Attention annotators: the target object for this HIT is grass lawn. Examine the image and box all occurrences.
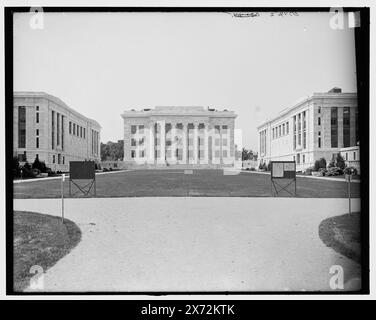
[13,211,81,292]
[319,212,361,263]
[13,169,361,199]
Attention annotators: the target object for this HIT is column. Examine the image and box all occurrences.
[219,125,223,165]
[148,121,155,164]
[193,122,198,164]
[183,123,188,164]
[160,120,166,164]
[204,122,209,164]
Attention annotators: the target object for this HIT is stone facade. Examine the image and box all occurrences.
[121,106,237,168]
[257,88,358,171]
[13,92,101,172]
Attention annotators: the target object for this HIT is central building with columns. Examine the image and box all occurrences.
[121,106,237,168]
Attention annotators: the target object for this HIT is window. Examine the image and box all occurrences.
[73,123,76,135]
[80,127,83,138]
[222,125,228,134]
[131,125,137,134]
[318,137,321,148]
[139,125,144,134]
[63,156,65,164]
[61,116,64,150]
[131,150,136,158]
[165,123,171,134]
[18,106,26,148]
[52,155,55,163]
[282,124,285,135]
[302,155,305,163]
[222,139,228,146]
[77,125,80,137]
[353,152,356,160]
[166,150,171,158]
[58,154,61,165]
[331,107,338,148]
[199,149,205,159]
[223,150,228,158]
[215,125,220,134]
[139,150,145,158]
[345,153,348,161]
[36,137,39,148]
[51,110,55,149]
[215,138,220,146]
[36,112,39,123]
[279,126,281,137]
[215,150,220,158]
[177,148,183,160]
[318,106,321,114]
[57,113,60,145]
[165,140,172,146]
[139,138,144,145]
[297,154,300,164]
[318,117,321,126]
[69,122,72,134]
[286,122,289,134]
[83,128,86,139]
[343,107,350,147]
[36,106,39,111]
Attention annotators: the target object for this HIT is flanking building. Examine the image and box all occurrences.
[13,92,101,172]
[121,106,237,168]
[257,88,358,171]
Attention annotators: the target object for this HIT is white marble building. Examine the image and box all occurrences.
[257,88,358,171]
[121,106,237,168]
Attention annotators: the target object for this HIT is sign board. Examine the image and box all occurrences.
[70,161,95,180]
[271,161,296,179]
[69,161,96,196]
[270,161,296,196]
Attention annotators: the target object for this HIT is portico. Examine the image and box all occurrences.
[121,106,237,167]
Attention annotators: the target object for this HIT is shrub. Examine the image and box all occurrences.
[344,166,357,176]
[314,158,326,171]
[20,162,33,178]
[32,157,47,173]
[327,159,335,168]
[335,154,346,170]
[319,168,327,176]
[326,167,343,176]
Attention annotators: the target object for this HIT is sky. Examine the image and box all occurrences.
[13,11,357,150]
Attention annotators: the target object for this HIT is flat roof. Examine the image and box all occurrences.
[257,91,357,129]
[121,106,237,118]
[14,91,101,128]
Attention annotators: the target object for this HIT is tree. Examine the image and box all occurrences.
[101,140,124,161]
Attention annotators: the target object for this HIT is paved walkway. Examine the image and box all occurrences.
[14,197,361,292]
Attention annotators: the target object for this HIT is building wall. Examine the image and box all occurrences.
[121,107,237,168]
[257,89,358,171]
[13,92,101,172]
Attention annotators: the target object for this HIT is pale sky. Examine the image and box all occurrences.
[13,11,357,150]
